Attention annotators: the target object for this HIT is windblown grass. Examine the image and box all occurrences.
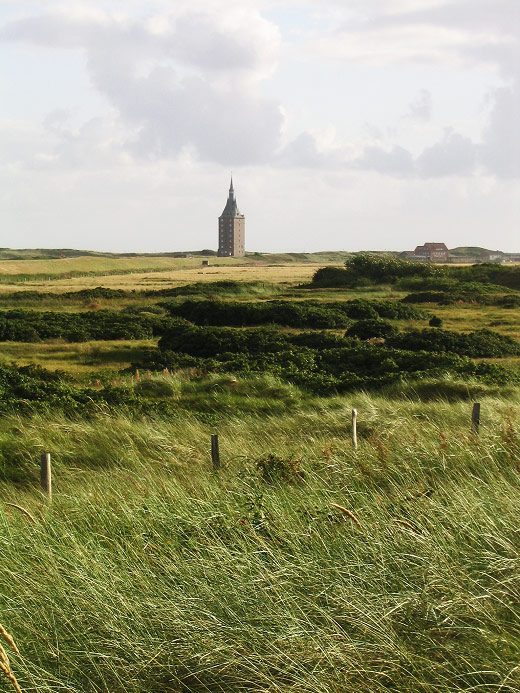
[0,622,22,692]
[1,393,520,691]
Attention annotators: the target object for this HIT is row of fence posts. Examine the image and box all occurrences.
[38,402,482,497]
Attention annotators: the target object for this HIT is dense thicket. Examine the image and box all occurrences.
[0,363,139,418]
[387,328,520,358]
[345,319,398,339]
[0,298,424,343]
[149,322,517,394]
[0,362,205,420]
[0,309,170,342]
[312,253,520,290]
[160,298,425,328]
[161,300,350,328]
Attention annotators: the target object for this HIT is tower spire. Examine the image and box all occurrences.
[218,176,245,257]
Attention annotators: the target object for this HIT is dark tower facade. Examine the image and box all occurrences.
[218,177,245,257]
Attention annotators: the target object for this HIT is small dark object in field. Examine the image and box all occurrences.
[256,454,304,482]
[429,316,443,328]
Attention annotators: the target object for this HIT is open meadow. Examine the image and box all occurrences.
[1,253,520,692]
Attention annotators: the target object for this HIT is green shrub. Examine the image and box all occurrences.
[340,299,378,320]
[310,266,352,287]
[388,328,520,358]
[160,299,350,329]
[0,309,169,342]
[346,319,398,340]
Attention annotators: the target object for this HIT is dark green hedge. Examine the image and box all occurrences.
[159,298,425,328]
[0,309,172,342]
[147,322,519,395]
[387,328,520,358]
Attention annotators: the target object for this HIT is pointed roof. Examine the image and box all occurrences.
[220,176,244,218]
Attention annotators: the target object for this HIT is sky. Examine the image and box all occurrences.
[0,0,519,253]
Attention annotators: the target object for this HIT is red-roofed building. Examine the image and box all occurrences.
[412,243,449,262]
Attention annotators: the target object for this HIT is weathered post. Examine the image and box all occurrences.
[352,409,358,450]
[40,453,52,501]
[471,402,481,435]
[211,434,220,470]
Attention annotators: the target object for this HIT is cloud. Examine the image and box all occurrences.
[416,129,476,177]
[407,89,432,121]
[276,132,344,168]
[0,7,284,165]
[305,0,519,71]
[1,1,518,179]
[354,145,415,176]
[480,83,520,178]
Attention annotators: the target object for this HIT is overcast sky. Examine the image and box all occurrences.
[1,0,519,253]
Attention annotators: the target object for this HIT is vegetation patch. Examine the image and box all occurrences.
[311,253,520,290]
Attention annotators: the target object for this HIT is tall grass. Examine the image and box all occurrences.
[1,393,520,691]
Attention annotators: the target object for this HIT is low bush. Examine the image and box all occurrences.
[147,323,519,395]
[160,299,350,329]
[0,309,172,342]
[311,266,352,287]
[387,328,520,358]
[160,298,425,328]
[311,254,442,287]
[346,319,398,340]
[312,254,520,292]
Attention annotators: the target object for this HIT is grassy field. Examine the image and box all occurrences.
[0,339,155,374]
[0,263,327,293]
[1,389,520,691]
[0,254,520,692]
[0,252,354,291]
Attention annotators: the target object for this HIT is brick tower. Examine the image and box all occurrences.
[218,177,245,257]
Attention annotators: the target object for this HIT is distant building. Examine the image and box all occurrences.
[218,177,245,257]
[485,251,505,263]
[413,243,450,262]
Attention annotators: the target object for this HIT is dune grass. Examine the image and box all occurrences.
[0,340,156,374]
[0,263,519,690]
[1,391,520,691]
[0,263,328,294]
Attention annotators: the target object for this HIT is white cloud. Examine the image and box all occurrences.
[0,0,518,254]
[305,0,518,71]
[1,6,284,165]
[407,89,432,121]
[416,129,476,177]
[355,145,415,176]
[480,83,520,178]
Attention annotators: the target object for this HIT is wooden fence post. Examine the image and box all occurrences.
[40,453,52,501]
[471,402,481,435]
[352,409,358,450]
[211,435,220,470]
